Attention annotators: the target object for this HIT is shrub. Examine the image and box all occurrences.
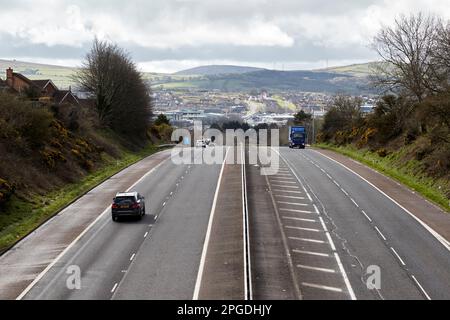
[0,93,53,148]
[0,178,15,206]
[377,148,389,158]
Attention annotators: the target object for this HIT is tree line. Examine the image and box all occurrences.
[320,13,450,163]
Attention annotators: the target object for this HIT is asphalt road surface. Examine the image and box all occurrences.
[251,147,450,300]
[1,146,449,300]
[19,147,224,300]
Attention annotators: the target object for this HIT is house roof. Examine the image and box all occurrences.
[11,73,58,91]
[31,80,54,90]
[53,90,79,105]
[12,72,35,86]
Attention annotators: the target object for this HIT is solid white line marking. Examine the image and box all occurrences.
[193,147,230,300]
[341,189,349,196]
[282,216,317,223]
[111,283,118,293]
[289,237,326,244]
[298,265,336,273]
[319,217,329,232]
[241,144,252,300]
[334,253,357,300]
[313,150,450,252]
[313,205,320,214]
[286,226,321,232]
[326,232,337,251]
[293,250,331,257]
[275,195,305,200]
[278,201,309,207]
[412,275,431,300]
[302,283,343,293]
[130,253,136,261]
[280,208,315,214]
[375,227,387,241]
[390,247,406,266]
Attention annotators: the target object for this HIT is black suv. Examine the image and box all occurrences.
[112,192,146,221]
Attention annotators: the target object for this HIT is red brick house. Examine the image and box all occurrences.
[4,68,79,105]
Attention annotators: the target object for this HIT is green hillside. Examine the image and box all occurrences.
[175,65,265,76]
[319,62,383,77]
[0,59,77,89]
[1,59,375,94]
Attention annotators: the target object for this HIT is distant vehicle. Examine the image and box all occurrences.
[196,140,207,148]
[289,126,306,149]
[112,192,146,221]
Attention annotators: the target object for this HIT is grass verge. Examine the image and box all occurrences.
[0,144,166,253]
[315,143,450,213]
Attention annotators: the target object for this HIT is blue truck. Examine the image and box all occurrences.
[289,126,307,149]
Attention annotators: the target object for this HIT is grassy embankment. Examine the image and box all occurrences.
[0,144,165,253]
[315,143,450,212]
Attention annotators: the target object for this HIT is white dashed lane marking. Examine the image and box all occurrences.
[286,226,322,233]
[275,195,306,200]
[289,237,326,244]
[375,227,387,241]
[273,190,303,194]
[111,283,118,293]
[269,151,358,300]
[302,282,343,293]
[301,153,424,298]
[298,265,337,274]
[282,216,317,223]
[293,250,332,257]
[272,185,300,189]
[280,208,316,214]
[277,201,309,207]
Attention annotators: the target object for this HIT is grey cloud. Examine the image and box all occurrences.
[0,0,445,71]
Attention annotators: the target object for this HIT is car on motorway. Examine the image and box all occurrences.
[112,192,146,221]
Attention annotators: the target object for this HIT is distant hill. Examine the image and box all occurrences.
[155,69,374,94]
[0,59,376,94]
[174,65,265,76]
[318,62,380,77]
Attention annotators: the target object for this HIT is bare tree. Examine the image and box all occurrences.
[371,13,441,102]
[432,22,450,89]
[75,39,153,141]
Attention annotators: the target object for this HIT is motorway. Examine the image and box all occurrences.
[0,146,449,300]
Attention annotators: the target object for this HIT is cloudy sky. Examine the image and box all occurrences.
[1,0,450,73]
